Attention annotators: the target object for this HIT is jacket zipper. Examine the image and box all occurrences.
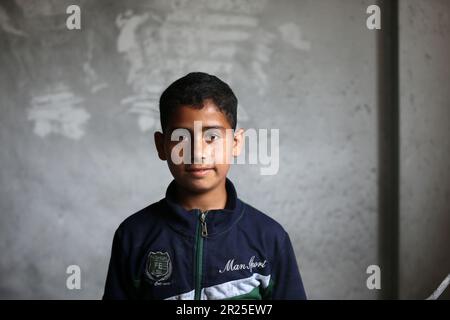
[194,209,208,300]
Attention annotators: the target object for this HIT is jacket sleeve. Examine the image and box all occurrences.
[102,228,136,299]
[268,232,307,300]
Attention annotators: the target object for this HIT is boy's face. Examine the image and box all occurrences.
[155,99,244,194]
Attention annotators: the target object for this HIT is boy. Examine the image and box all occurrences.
[103,72,307,300]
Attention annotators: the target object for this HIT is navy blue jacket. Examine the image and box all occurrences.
[103,178,307,300]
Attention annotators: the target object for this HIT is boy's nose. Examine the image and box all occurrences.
[191,136,206,164]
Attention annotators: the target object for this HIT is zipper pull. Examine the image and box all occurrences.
[200,210,208,238]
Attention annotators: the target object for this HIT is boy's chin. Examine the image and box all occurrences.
[178,177,222,194]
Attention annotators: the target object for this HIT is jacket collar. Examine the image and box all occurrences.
[162,178,244,238]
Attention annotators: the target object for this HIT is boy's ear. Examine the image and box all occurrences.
[232,128,245,158]
[154,131,167,161]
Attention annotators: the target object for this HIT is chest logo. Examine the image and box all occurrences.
[219,256,267,274]
[145,251,172,284]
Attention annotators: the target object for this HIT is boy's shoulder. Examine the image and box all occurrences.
[239,199,289,239]
[114,200,164,238]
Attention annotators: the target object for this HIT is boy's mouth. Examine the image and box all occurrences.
[185,166,215,177]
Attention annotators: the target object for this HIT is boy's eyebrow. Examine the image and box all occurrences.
[202,126,228,130]
[168,125,229,132]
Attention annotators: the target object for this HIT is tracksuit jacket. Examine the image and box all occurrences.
[103,178,307,300]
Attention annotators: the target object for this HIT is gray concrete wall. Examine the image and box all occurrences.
[399,0,450,300]
[0,0,447,300]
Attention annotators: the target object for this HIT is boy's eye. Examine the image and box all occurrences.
[173,134,189,142]
[170,128,191,143]
[205,133,220,142]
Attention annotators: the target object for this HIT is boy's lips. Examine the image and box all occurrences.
[185,166,215,177]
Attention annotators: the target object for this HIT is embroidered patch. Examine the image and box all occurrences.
[145,251,172,284]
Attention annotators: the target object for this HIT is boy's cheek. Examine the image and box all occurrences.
[211,143,234,165]
[214,164,231,177]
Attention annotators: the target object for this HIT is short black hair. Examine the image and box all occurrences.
[159,72,238,132]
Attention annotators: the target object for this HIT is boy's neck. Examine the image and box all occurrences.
[175,179,227,212]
